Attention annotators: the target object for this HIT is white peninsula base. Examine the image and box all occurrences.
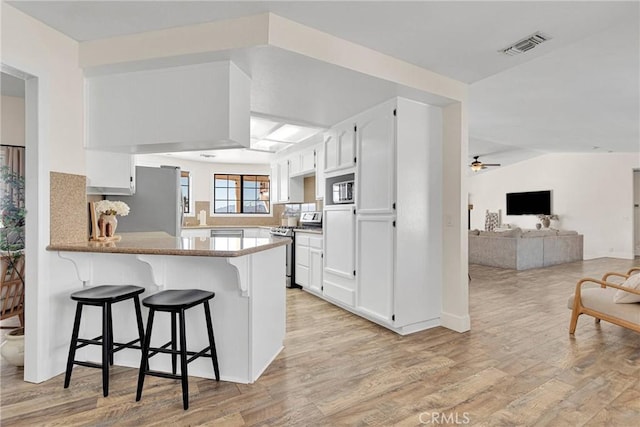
[56,244,286,384]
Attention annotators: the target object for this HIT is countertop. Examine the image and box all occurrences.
[182,225,275,229]
[46,232,291,257]
[294,228,323,235]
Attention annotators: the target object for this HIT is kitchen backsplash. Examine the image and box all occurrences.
[183,200,322,227]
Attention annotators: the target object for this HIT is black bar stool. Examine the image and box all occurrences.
[136,289,220,410]
[64,285,146,397]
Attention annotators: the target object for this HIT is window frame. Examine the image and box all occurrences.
[180,170,194,216]
[211,173,272,216]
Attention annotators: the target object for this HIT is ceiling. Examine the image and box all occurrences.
[6,1,640,169]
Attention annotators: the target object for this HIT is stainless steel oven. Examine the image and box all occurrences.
[269,226,295,288]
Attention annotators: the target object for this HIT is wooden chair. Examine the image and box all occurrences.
[568,267,640,334]
[1,253,25,328]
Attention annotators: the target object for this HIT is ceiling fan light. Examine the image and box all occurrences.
[471,163,482,172]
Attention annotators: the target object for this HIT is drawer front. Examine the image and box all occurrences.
[309,236,323,249]
[296,235,310,246]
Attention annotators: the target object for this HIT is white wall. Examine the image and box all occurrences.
[135,154,271,203]
[1,95,25,146]
[2,3,85,382]
[469,153,640,259]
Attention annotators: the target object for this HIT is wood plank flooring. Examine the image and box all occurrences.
[2,257,639,426]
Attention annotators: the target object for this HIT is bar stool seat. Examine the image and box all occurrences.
[64,285,146,397]
[136,289,220,410]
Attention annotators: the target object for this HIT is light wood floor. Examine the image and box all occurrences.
[2,257,639,426]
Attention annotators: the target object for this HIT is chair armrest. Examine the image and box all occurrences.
[627,267,640,275]
[601,271,629,282]
[575,277,640,297]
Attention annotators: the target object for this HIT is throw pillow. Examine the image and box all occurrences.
[613,273,640,303]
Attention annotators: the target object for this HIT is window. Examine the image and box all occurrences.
[180,171,191,214]
[213,174,270,214]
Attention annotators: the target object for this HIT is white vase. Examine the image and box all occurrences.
[1,327,24,367]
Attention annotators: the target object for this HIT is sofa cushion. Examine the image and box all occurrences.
[568,287,640,324]
[613,273,640,304]
[468,229,480,236]
[495,227,521,237]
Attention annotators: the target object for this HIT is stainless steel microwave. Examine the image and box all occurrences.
[332,180,354,204]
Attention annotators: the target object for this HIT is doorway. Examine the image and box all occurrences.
[634,170,640,257]
[1,65,38,380]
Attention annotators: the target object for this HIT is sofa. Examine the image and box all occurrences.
[469,228,583,270]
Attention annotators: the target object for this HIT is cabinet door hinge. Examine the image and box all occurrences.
[130,176,134,183]
[392,202,396,210]
[321,286,324,291]
[353,209,356,215]
[393,220,396,227]
[354,157,357,164]
[354,125,357,132]
[392,314,395,321]
[353,270,356,277]
[393,109,397,117]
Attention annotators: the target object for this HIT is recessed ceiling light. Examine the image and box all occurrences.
[266,124,320,143]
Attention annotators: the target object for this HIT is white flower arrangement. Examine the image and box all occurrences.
[95,200,130,216]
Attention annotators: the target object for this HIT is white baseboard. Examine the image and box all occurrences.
[440,311,471,333]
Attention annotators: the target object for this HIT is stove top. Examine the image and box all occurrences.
[269,226,295,237]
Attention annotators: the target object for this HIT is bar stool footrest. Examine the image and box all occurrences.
[145,369,182,381]
[74,360,103,369]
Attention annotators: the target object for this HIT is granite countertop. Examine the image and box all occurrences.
[46,232,291,257]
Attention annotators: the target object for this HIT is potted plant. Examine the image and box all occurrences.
[0,165,26,366]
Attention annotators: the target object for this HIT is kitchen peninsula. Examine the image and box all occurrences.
[47,232,290,384]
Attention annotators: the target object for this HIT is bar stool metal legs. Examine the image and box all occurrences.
[63,285,145,397]
[135,289,219,410]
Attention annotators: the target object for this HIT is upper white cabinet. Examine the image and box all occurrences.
[315,143,325,200]
[324,121,356,174]
[86,150,135,195]
[356,104,396,215]
[273,157,303,204]
[289,145,317,178]
[85,61,250,153]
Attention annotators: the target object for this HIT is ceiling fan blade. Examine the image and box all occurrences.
[483,163,501,166]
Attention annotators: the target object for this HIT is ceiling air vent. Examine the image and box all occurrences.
[500,32,551,56]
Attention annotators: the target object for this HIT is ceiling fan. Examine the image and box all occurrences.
[470,156,501,172]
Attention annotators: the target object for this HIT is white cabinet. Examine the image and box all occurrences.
[86,150,135,195]
[309,247,323,293]
[318,97,443,334]
[300,149,316,174]
[356,105,396,215]
[295,232,323,290]
[323,205,356,306]
[315,144,325,200]
[273,158,304,204]
[324,121,356,173]
[356,216,395,322]
[85,62,250,152]
[289,146,317,177]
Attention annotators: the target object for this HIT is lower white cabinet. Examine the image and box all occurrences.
[295,232,323,290]
[323,205,356,306]
[356,216,395,322]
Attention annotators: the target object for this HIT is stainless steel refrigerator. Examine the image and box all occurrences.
[107,166,182,236]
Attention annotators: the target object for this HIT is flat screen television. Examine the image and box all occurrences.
[506,190,551,215]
